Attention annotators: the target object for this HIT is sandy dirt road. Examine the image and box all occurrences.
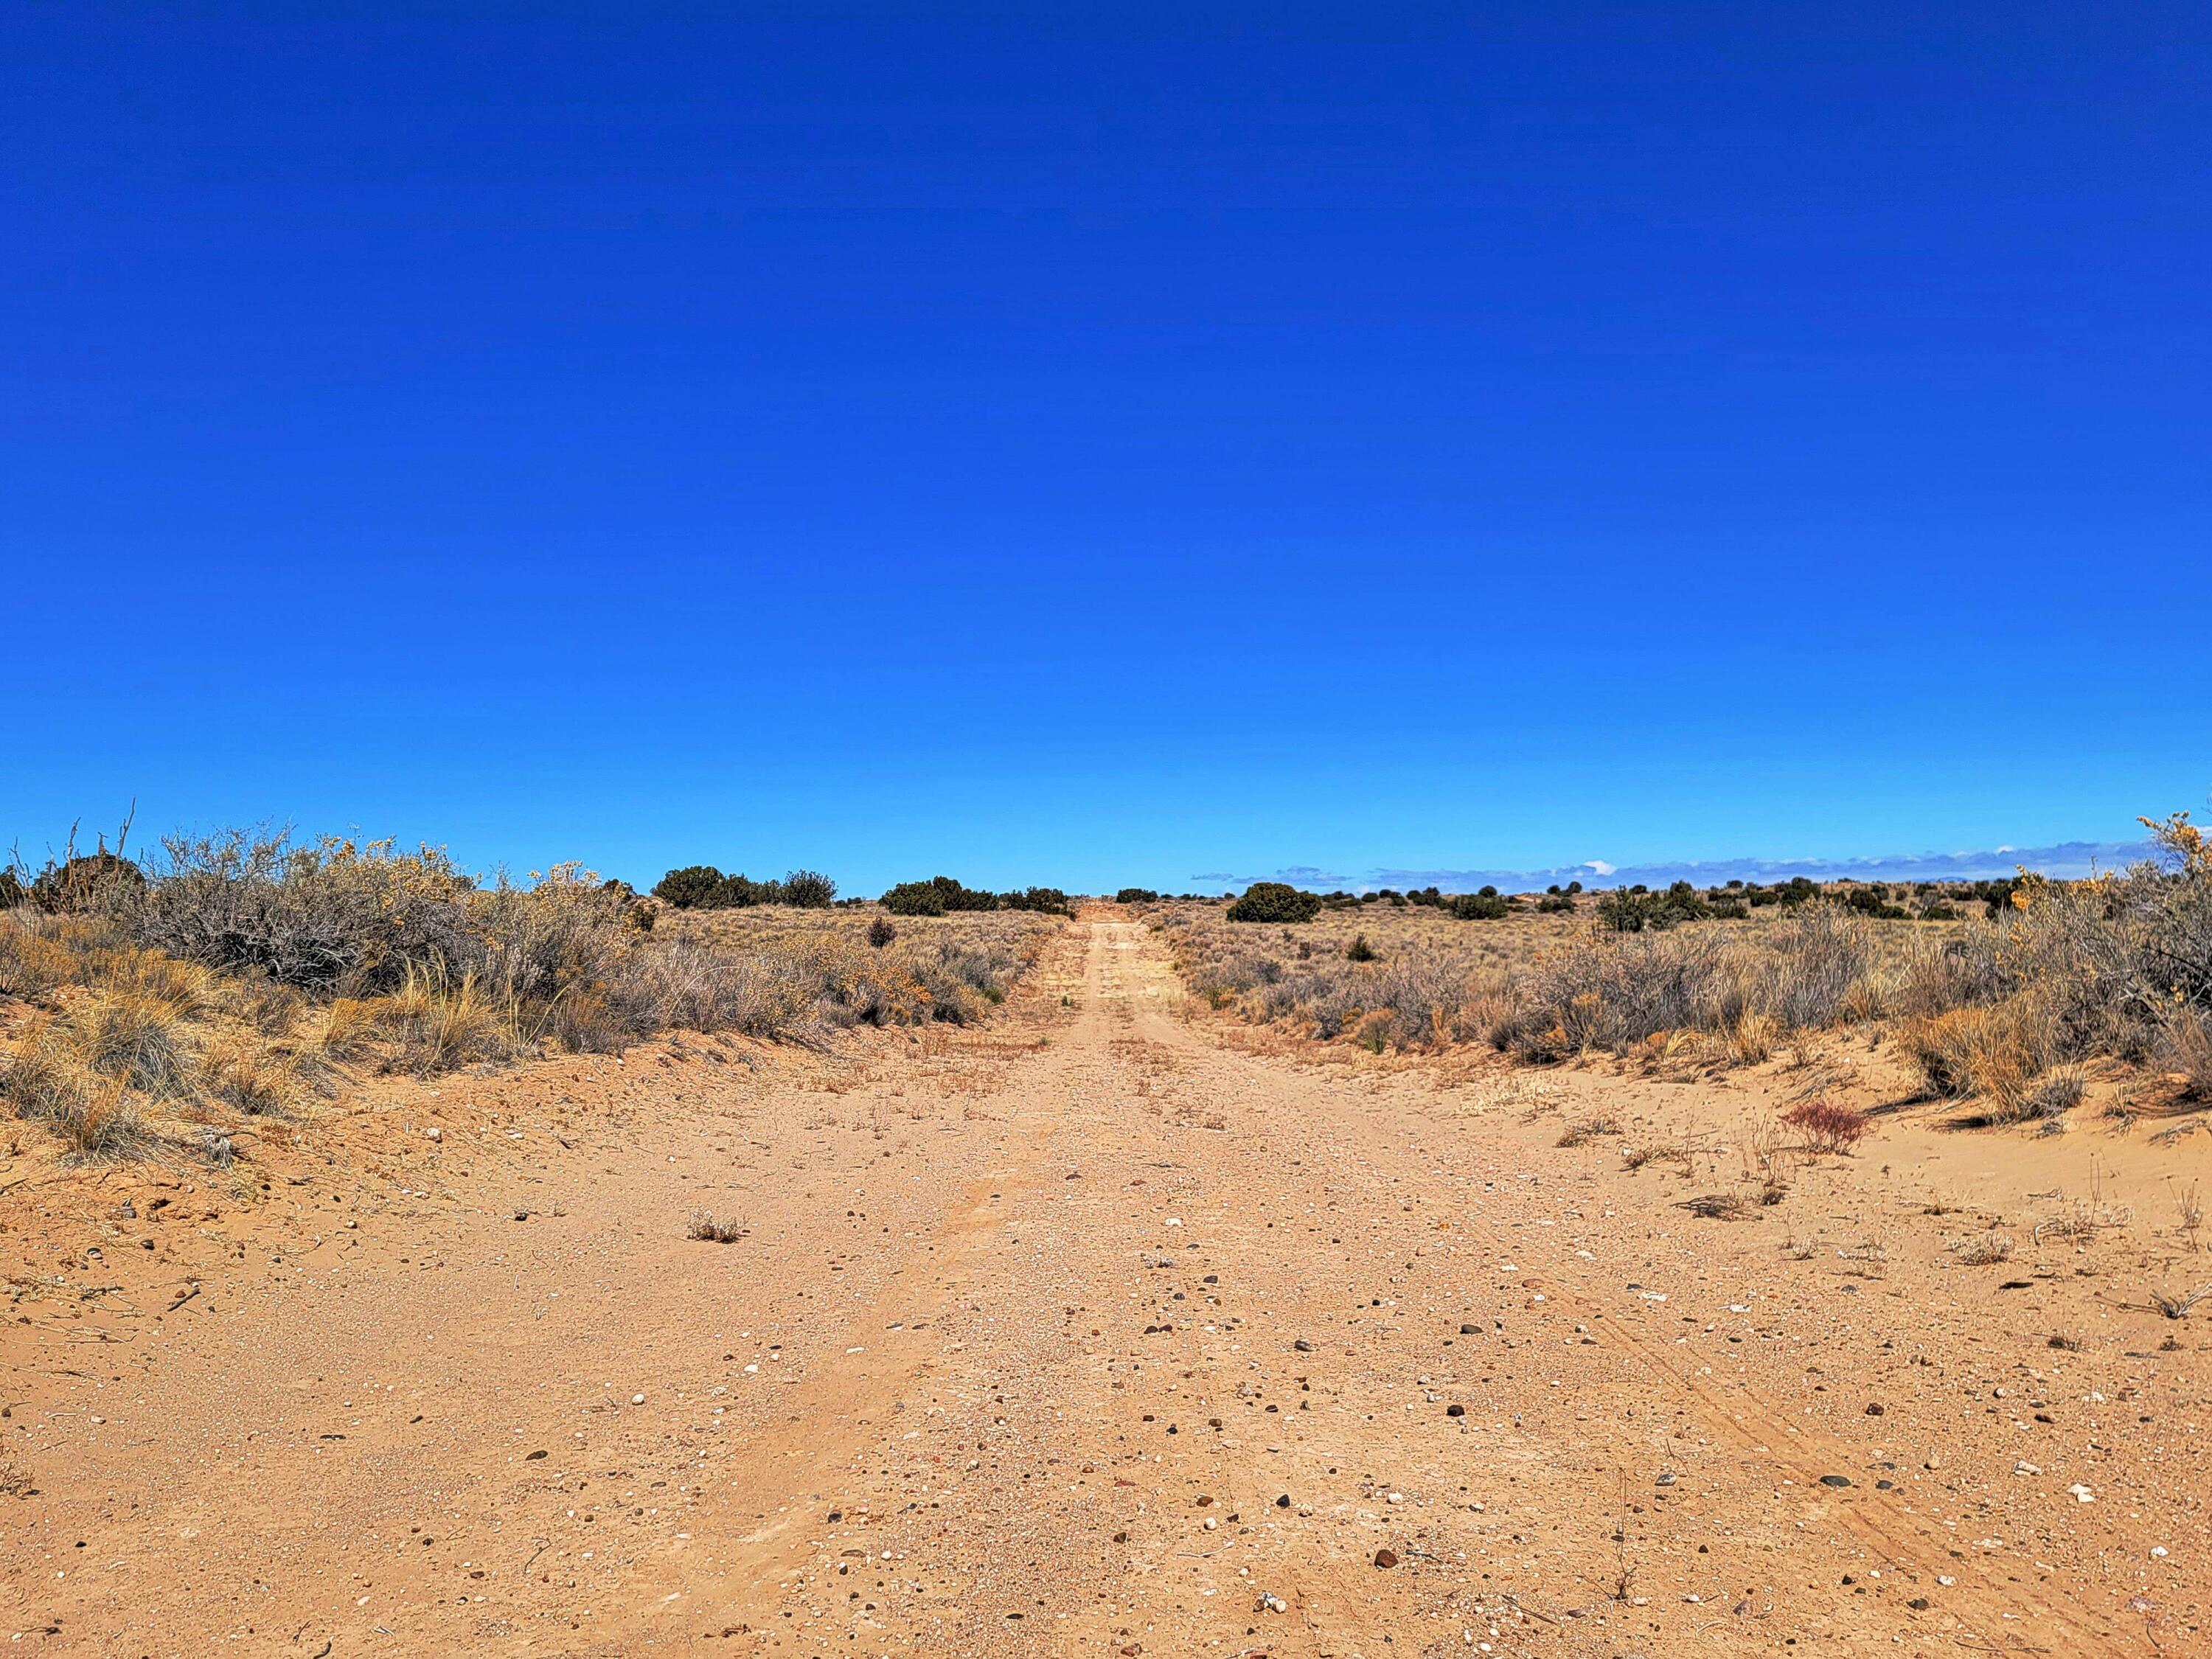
[4,917,2205,1655]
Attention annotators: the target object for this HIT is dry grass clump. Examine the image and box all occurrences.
[1,1025,150,1160]
[685,1210,745,1243]
[1556,1115,1621,1148]
[1949,1232,2016,1266]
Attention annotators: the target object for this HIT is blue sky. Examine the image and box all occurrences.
[7,3,2208,895]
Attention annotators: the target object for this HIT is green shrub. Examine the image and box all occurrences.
[1535,893,1576,914]
[867,916,897,947]
[1450,893,1511,920]
[1116,888,1161,905]
[1843,887,1910,920]
[928,876,999,912]
[1226,882,1322,924]
[1345,932,1379,962]
[880,881,949,917]
[712,873,781,908]
[0,870,22,910]
[999,887,1072,916]
[781,869,838,908]
[653,866,725,909]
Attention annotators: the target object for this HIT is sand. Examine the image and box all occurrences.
[3,915,2206,1655]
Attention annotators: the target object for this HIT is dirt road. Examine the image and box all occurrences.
[4,917,2203,1654]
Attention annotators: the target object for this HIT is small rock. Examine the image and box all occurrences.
[1865,1402,1885,1416]
[1819,1475,1851,1488]
[1907,1596,1930,1611]
[1294,1339,1314,1352]
[1655,1471,1677,1486]
[1372,1548,1398,1568]
[631,1393,647,1405]
[1276,1494,1292,1508]
[1446,1404,1465,1418]
[425,1127,442,1142]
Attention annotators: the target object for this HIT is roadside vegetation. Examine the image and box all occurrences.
[1155,808,2212,1126]
[1,828,1057,1162]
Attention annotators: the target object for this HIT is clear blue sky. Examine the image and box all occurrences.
[8,3,2208,894]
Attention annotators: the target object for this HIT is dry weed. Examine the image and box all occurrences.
[685,1210,744,1243]
[1949,1233,2017,1267]
[2149,1282,2211,1319]
[1557,1115,1620,1148]
[1679,1192,1749,1220]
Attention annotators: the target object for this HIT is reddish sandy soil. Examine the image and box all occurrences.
[3,915,2208,1655]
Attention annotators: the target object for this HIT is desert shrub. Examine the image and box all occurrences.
[1756,904,1876,1029]
[780,869,837,908]
[935,877,1001,911]
[882,877,1003,915]
[1227,883,1321,924]
[0,870,22,910]
[1844,886,1911,920]
[1116,888,1161,905]
[1503,929,1741,1060]
[712,873,783,908]
[1345,933,1379,963]
[2157,1007,2212,1100]
[1599,881,1712,932]
[867,916,897,948]
[126,831,480,994]
[1781,1099,1869,1154]
[880,880,949,917]
[1449,893,1512,920]
[31,850,145,913]
[1534,893,1576,914]
[1894,925,2009,1018]
[653,866,835,909]
[998,887,1073,915]
[653,866,726,909]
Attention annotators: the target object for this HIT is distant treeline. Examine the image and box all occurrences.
[1208,874,2029,929]
[651,866,838,910]
[880,876,1071,917]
